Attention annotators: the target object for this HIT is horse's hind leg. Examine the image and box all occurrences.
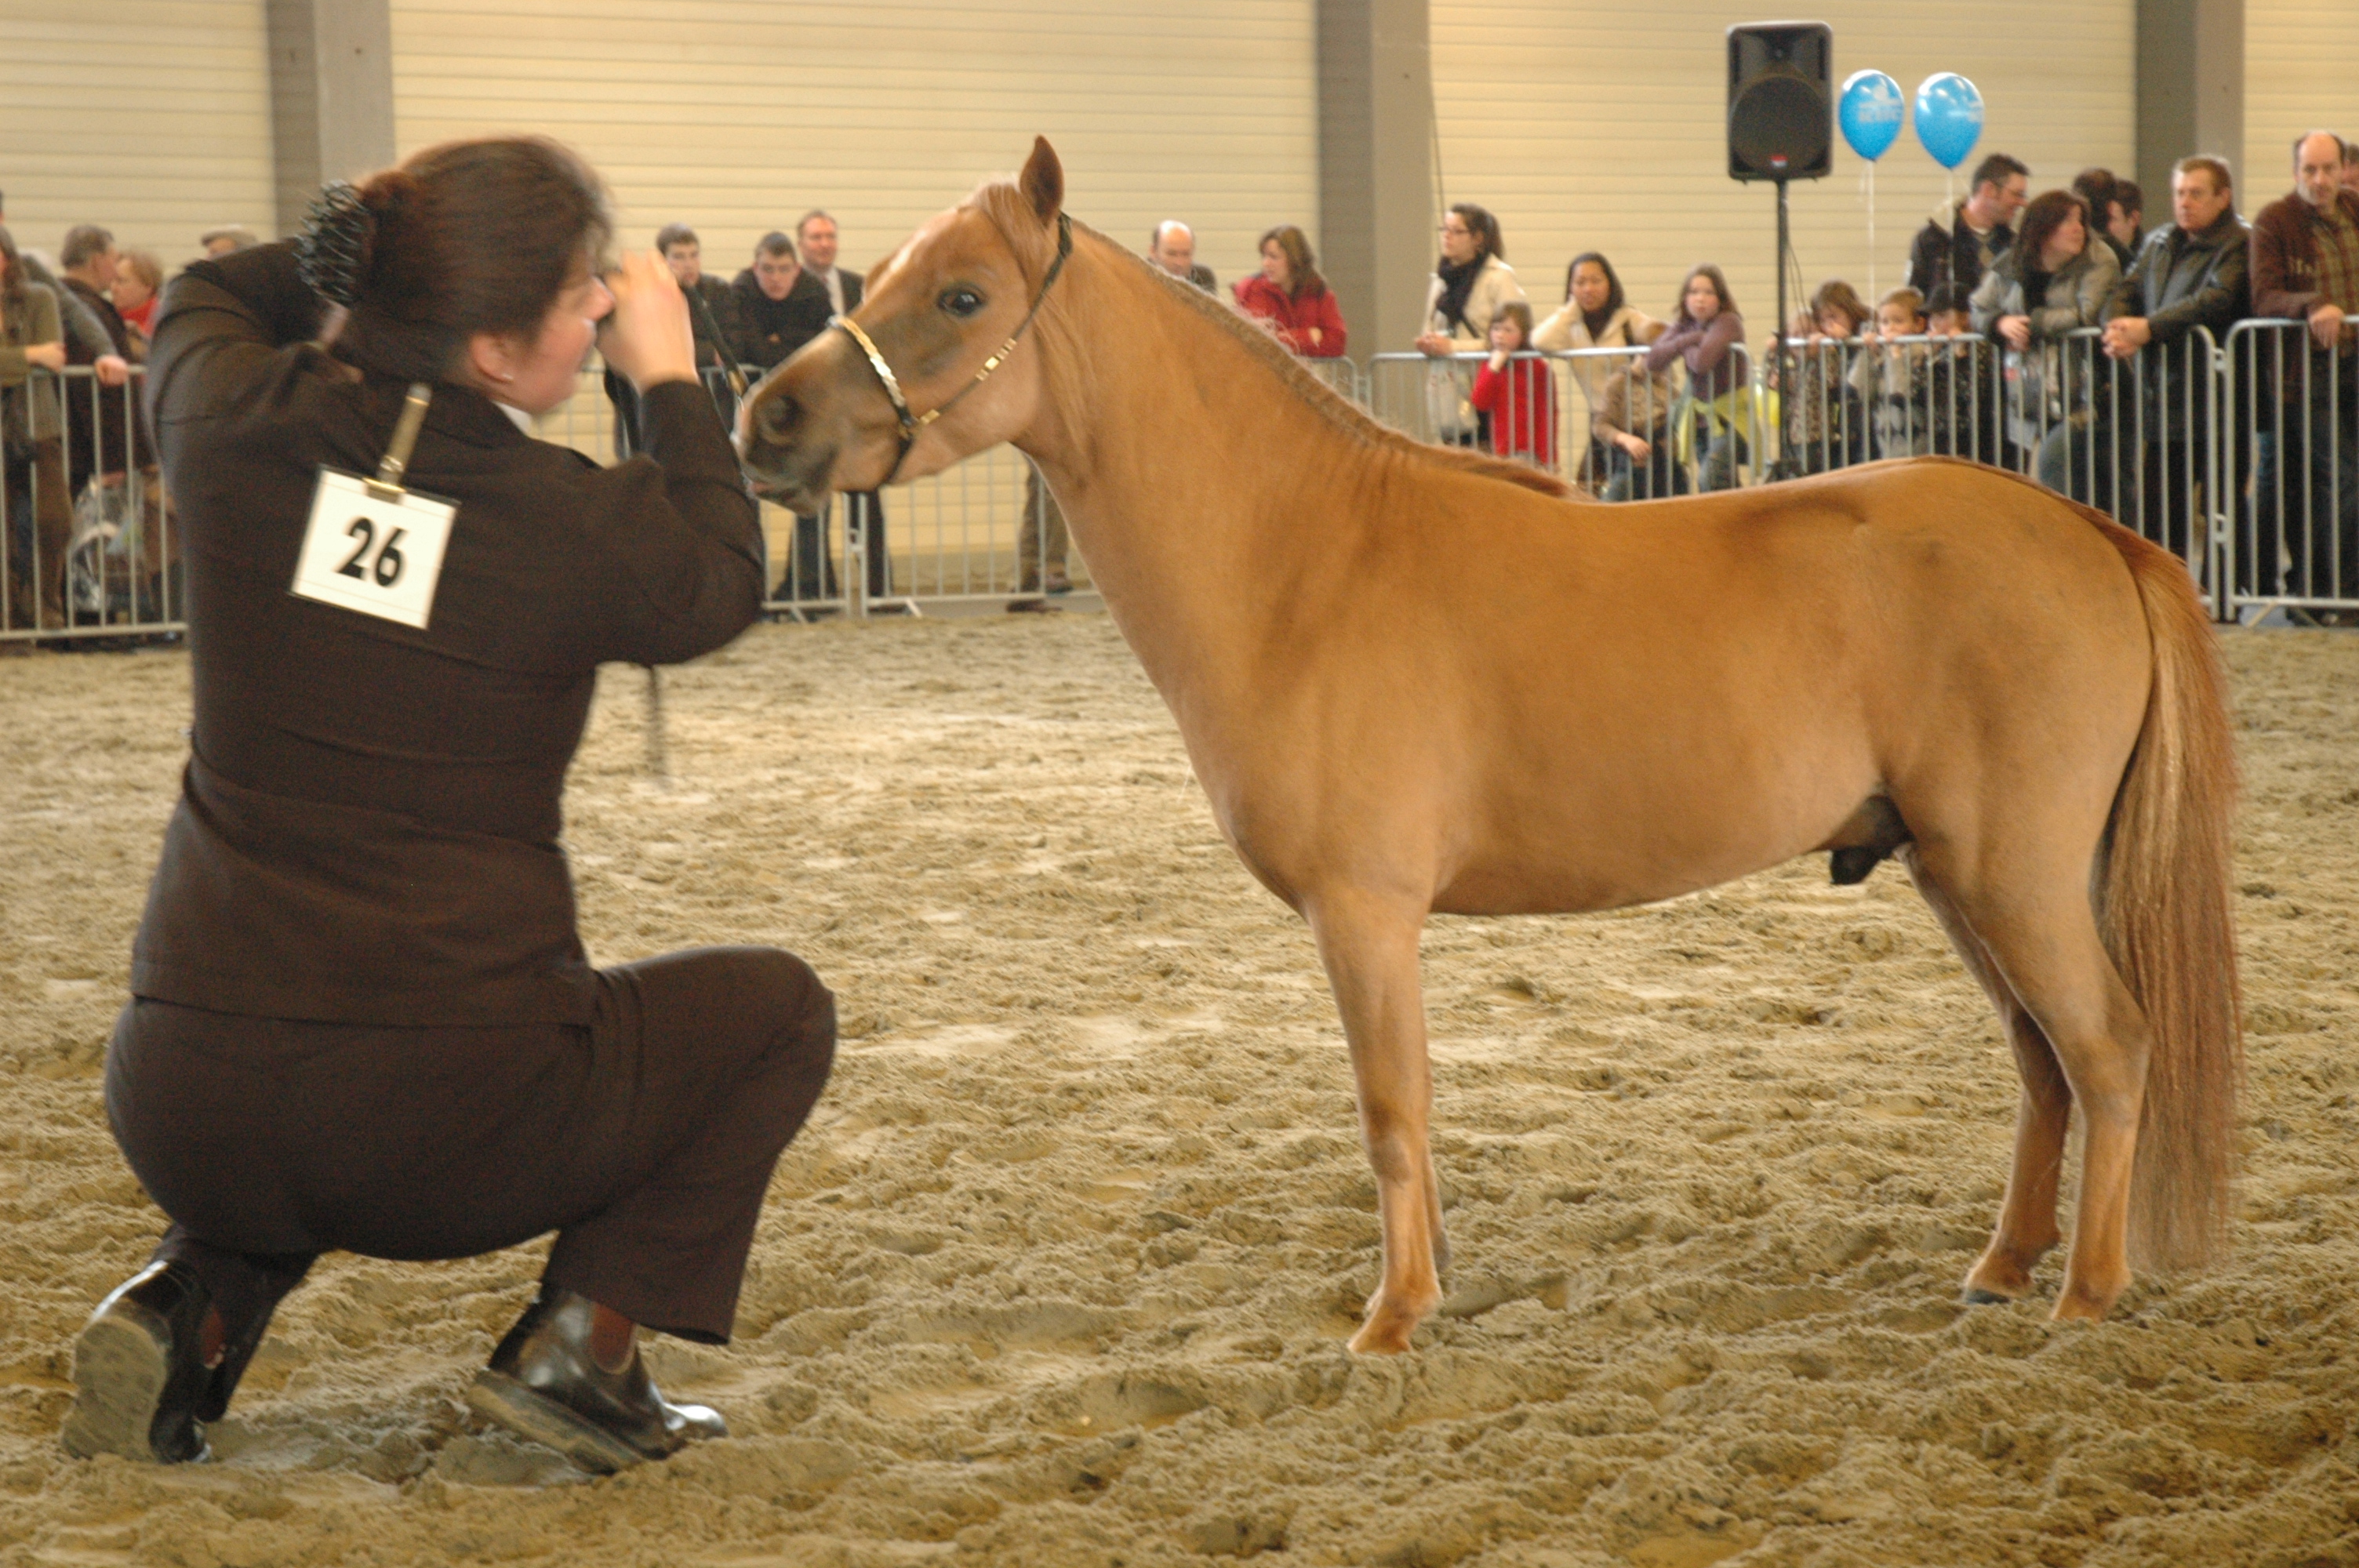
[1904,850,2070,1301]
[1911,842,2155,1320]
[1305,891,1444,1354]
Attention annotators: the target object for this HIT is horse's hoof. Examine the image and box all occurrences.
[2049,1287,2117,1323]
[1960,1287,2014,1306]
[1347,1320,1416,1356]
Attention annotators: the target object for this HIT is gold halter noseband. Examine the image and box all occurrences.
[831,211,1074,485]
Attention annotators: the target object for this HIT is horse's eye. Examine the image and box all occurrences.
[940,288,985,319]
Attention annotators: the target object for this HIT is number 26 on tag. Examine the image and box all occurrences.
[290,469,456,629]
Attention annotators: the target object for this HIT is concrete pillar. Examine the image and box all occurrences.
[267,0,397,238]
[2136,0,2242,206]
[1318,0,1436,363]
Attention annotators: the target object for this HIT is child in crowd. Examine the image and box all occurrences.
[1848,286,1933,458]
[1470,300,1557,469]
[1782,279,1871,474]
[1922,282,1997,461]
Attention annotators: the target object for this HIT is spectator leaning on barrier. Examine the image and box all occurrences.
[2074,169,2139,270]
[1782,278,1871,474]
[729,231,831,372]
[797,209,892,604]
[1648,263,1748,492]
[2100,154,2248,562]
[1416,203,1523,446]
[1909,152,2029,299]
[796,211,860,318]
[2111,182,2145,256]
[1470,300,1555,469]
[1848,286,1933,459]
[1972,189,2121,506]
[2249,130,2359,605]
[112,249,163,358]
[1532,252,1663,487]
[1233,225,1346,358]
[0,191,116,368]
[1921,281,1997,462]
[57,223,145,496]
[0,223,71,632]
[1148,222,1216,294]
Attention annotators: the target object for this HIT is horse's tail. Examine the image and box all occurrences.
[2095,524,2243,1273]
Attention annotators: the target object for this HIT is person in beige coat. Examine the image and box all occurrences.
[1,225,71,632]
[1416,203,1525,445]
[1532,252,1665,486]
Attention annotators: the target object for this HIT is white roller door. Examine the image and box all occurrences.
[0,1,274,267]
[2245,0,2359,210]
[387,0,1317,296]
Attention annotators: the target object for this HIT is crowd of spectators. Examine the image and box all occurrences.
[10,129,2359,626]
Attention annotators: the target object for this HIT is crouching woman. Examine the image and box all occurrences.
[62,136,835,1474]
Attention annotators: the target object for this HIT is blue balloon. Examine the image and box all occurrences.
[1838,71,1904,162]
[1914,73,1985,170]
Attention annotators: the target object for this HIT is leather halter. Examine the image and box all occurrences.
[831,211,1073,484]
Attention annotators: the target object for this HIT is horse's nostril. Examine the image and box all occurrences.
[757,390,799,443]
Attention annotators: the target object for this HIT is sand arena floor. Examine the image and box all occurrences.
[0,615,2354,1568]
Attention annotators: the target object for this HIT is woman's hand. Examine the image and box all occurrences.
[1616,431,1650,458]
[1997,314,2032,352]
[599,249,697,392]
[1415,331,1457,358]
[24,342,66,372]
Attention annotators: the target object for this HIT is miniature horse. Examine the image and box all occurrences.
[736,139,2241,1354]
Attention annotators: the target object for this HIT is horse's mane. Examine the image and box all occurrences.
[968,181,1572,500]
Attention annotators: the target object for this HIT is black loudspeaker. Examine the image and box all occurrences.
[1727,21,1832,182]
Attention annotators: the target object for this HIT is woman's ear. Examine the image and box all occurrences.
[466,331,519,387]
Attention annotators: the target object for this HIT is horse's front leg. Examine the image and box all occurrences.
[1307,891,1443,1354]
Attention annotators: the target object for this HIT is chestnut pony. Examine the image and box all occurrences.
[738,140,2241,1354]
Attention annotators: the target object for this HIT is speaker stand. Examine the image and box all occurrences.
[1767,176,1797,483]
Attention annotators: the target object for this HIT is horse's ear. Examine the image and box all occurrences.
[1020,136,1063,223]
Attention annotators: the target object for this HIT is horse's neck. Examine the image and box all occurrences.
[1017,249,1362,688]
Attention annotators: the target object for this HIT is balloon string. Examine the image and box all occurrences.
[1867,163,1877,301]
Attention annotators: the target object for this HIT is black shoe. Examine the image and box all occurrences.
[60,1261,213,1464]
[467,1287,725,1474]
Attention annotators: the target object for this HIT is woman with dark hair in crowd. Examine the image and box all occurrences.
[1972,187,2121,502]
[1233,224,1346,358]
[1646,263,1750,490]
[0,224,71,632]
[1533,252,1664,488]
[61,136,836,1474]
[1414,202,1524,444]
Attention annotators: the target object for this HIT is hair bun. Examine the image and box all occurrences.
[296,181,375,306]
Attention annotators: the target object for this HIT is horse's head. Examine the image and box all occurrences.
[736,138,1069,513]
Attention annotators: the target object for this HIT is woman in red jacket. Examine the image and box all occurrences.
[1232,225,1347,358]
[1470,300,1558,469]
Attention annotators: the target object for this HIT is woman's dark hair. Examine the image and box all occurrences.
[1448,203,1504,263]
[2016,190,2089,269]
[335,136,613,380]
[1674,263,1737,323]
[1259,224,1325,299]
[1563,251,1625,314]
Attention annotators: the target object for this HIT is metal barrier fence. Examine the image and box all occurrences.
[2,365,177,643]
[1766,327,2229,604]
[1365,345,1764,495]
[551,364,1095,617]
[9,332,2354,640]
[2225,319,2359,613]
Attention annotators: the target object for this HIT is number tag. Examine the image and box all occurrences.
[289,469,456,630]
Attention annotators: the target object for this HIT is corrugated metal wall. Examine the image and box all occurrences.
[386,0,1318,296]
[0,1,274,266]
[2243,0,2359,211]
[1428,2,2135,356]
